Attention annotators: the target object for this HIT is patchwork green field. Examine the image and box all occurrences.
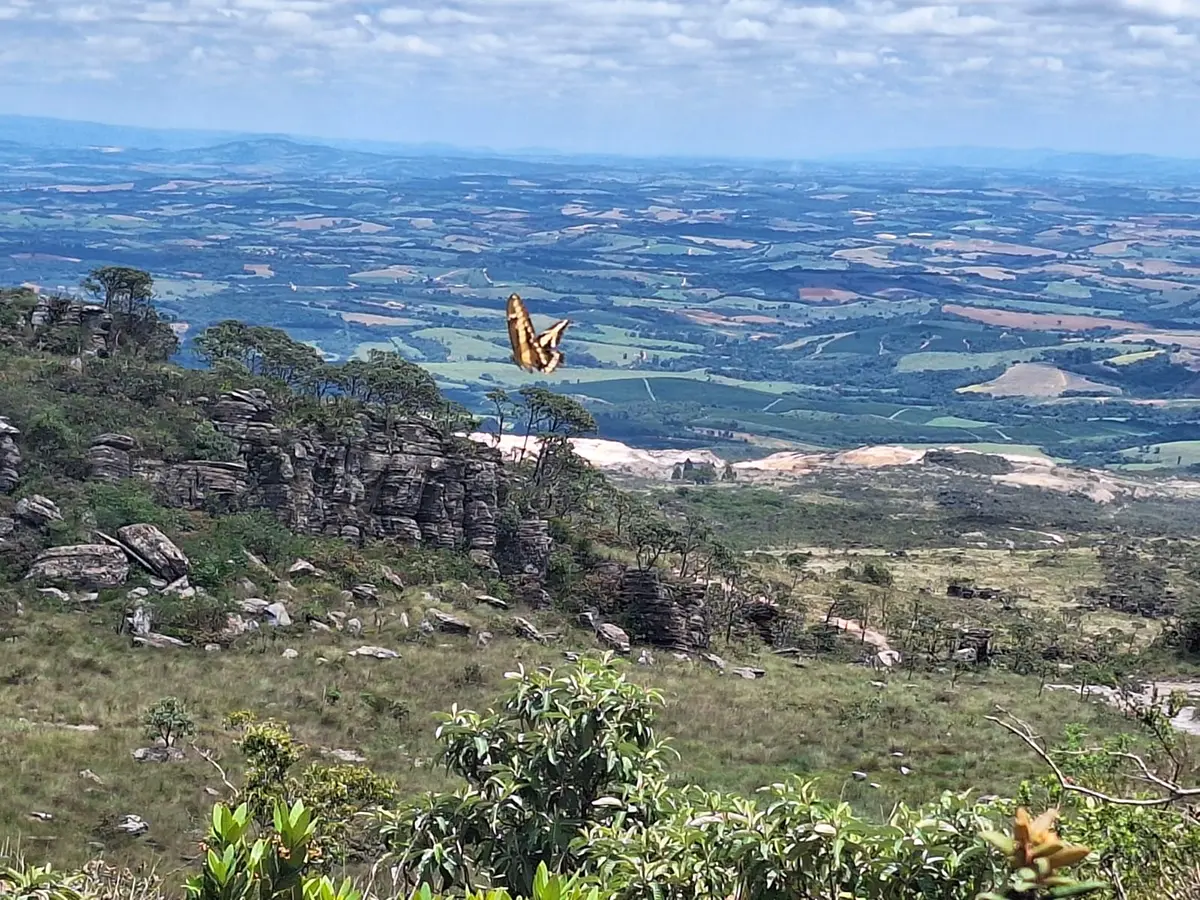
[1,134,1198,463]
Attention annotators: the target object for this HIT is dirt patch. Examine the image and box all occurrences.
[645,205,687,222]
[952,266,1017,281]
[832,246,901,268]
[928,238,1062,258]
[243,263,274,277]
[45,183,134,193]
[350,265,419,280]
[149,180,209,192]
[339,312,417,327]
[959,363,1121,398]
[277,217,361,230]
[10,253,82,263]
[798,287,860,303]
[1110,331,1200,350]
[337,222,391,234]
[942,303,1142,332]
[1116,258,1200,277]
[682,235,756,250]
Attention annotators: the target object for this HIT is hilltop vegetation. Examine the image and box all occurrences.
[1,275,1199,899]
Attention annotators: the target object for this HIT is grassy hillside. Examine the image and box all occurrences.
[1,285,1199,899]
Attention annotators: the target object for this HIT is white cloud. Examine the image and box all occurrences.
[1128,23,1197,44]
[2,0,1198,157]
[835,49,879,66]
[875,5,1000,35]
[667,32,713,50]
[778,6,848,28]
[717,17,769,39]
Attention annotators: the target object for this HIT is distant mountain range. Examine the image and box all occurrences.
[2,112,1199,179]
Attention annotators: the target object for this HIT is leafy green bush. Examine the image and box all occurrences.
[375,654,674,896]
[83,480,188,534]
[141,696,196,747]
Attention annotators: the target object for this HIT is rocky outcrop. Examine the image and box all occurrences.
[26,544,130,588]
[88,434,139,483]
[622,569,710,653]
[115,524,189,581]
[116,390,501,562]
[497,517,552,578]
[0,417,19,494]
[14,495,62,527]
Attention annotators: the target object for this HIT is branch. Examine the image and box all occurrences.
[986,708,1200,808]
[190,741,240,799]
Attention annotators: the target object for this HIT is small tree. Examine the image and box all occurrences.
[374,655,675,895]
[142,696,196,747]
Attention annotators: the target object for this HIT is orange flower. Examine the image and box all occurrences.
[1013,807,1060,863]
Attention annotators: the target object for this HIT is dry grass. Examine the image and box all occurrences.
[0,574,1163,872]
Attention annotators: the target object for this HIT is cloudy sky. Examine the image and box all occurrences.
[0,0,1197,159]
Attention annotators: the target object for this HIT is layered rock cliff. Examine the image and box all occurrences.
[88,390,502,565]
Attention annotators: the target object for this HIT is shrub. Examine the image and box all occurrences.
[141,696,196,747]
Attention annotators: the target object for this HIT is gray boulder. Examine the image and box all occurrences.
[26,544,130,588]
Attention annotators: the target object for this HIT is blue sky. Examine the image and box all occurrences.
[0,0,1197,158]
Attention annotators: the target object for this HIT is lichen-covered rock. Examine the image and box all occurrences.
[26,544,130,587]
[0,417,20,494]
[14,495,62,527]
[116,524,190,580]
[88,434,139,482]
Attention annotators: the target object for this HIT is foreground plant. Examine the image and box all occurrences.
[979,807,1105,900]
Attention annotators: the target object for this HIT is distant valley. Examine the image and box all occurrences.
[2,118,1200,469]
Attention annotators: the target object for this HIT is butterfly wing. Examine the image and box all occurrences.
[535,318,571,351]
[506,293,542,371]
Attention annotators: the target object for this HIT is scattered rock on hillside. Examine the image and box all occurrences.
[379,565,405,589]
[132,746,184,763]
[133,632,187,649]
[323,748,366,763]
[427,608,470,635]
[282,648,298,659]
[477,594,509,610]
[15,495,62,527]
[351,583,378,603]
[26,544,130,588]
[115,814,149,836]
[128,603,152,636]
[701,652,727,672]
[512,616,548,644]
[240,598,270,615]
[288,559,324,577]
[596,622,631,655]
[349,645,400,660]
[116,524,190,581]
[475,630,493,649]
[264,602,292,627]
[731,666,766,680]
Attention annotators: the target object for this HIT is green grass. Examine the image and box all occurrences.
[896,348,1051,372]
[1118,440,1200,469]
[411,328,509,362]
[924,416,995,428]
[0,585,1156,870]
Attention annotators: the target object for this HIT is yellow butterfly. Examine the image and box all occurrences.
[506,292,571,374]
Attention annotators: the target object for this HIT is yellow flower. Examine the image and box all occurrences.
[1011,807,1090,875]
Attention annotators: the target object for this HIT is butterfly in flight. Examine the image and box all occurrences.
[506,292,571,374]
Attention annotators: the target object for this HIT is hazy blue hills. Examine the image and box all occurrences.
[5,114,1200,180]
